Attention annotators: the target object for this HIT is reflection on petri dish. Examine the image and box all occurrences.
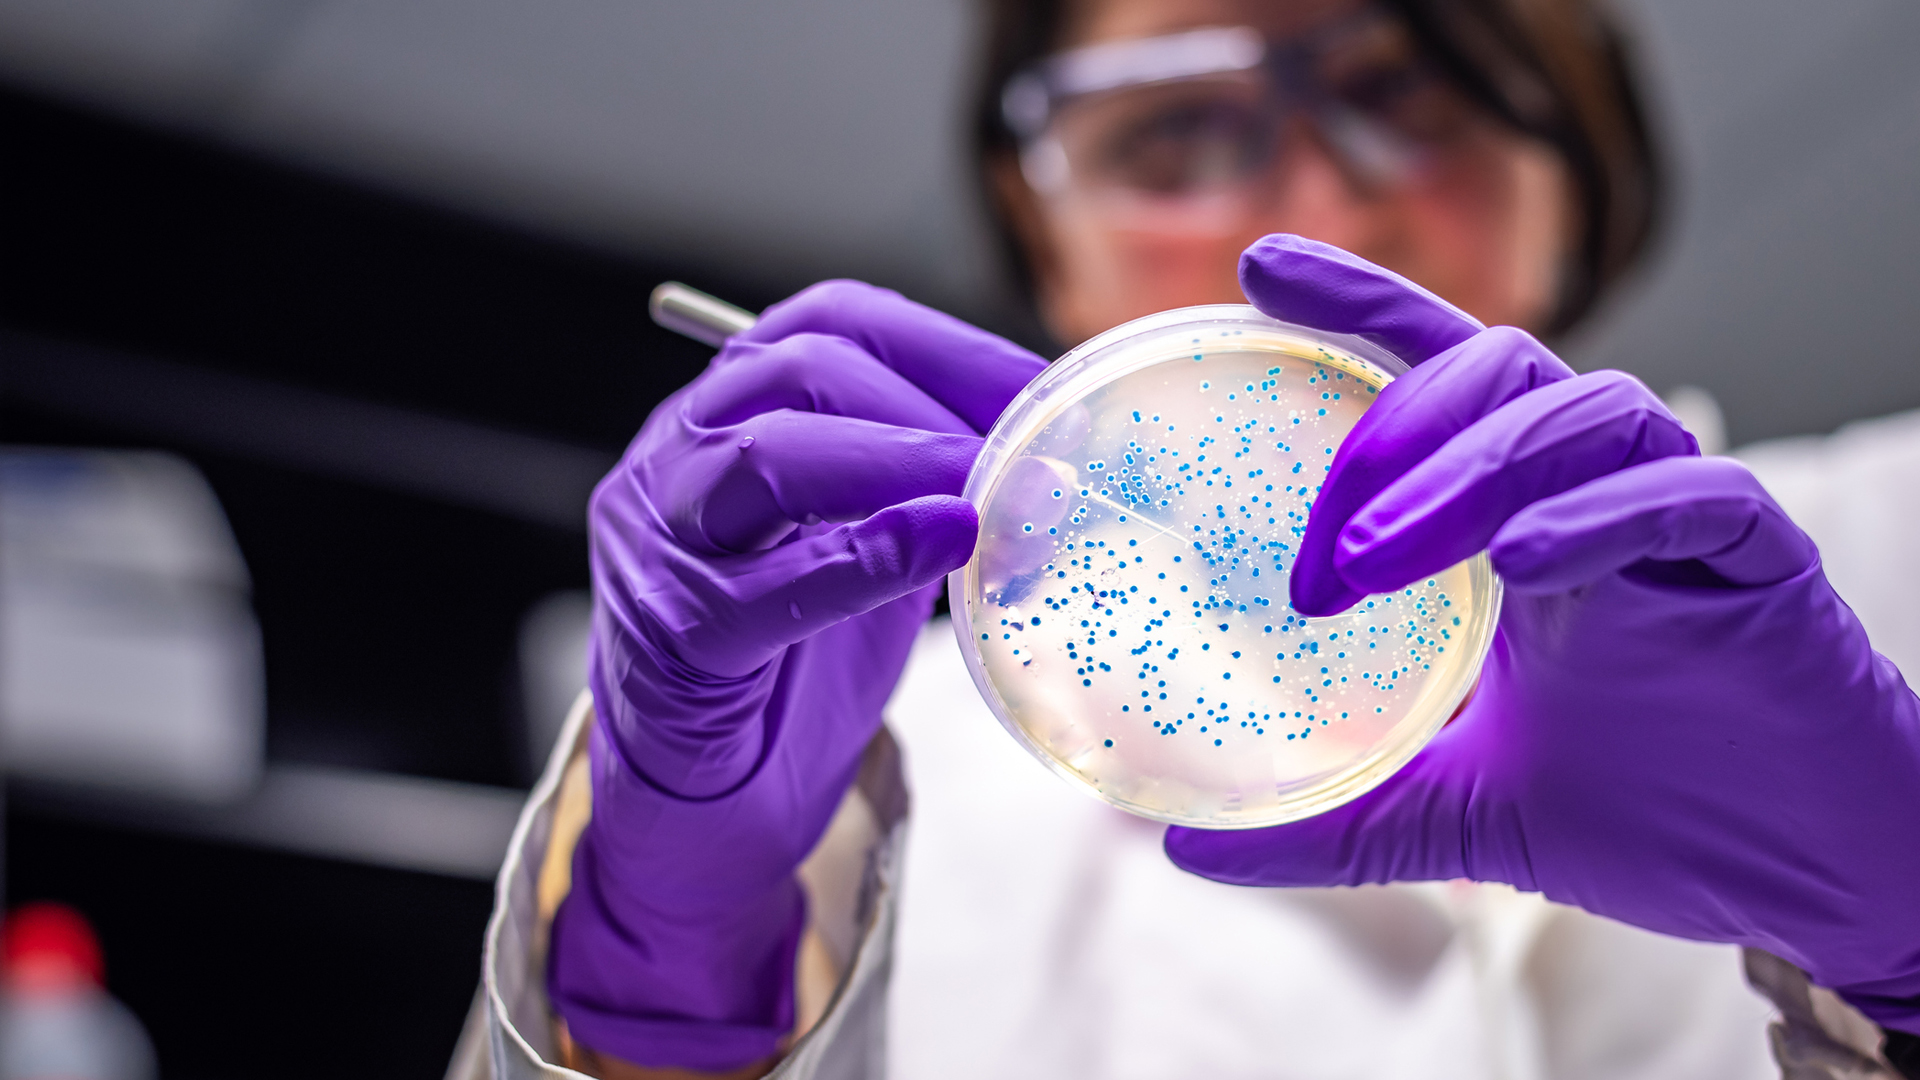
[950,305,1501,829]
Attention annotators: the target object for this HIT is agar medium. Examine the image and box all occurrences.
[949,305,1501,829]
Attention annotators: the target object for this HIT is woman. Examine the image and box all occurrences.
[452,1,1920,1078]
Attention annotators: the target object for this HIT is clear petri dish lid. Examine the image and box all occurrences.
[949,304,1502,829]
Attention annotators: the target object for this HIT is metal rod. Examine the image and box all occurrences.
[649,282,758,347]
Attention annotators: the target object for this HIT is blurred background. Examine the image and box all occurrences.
[0,0,1914,1076]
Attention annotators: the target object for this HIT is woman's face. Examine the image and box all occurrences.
[1001,0,1576,346]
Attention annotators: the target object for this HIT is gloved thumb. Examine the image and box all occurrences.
[1238,234,1483,364]
[1162,718,1487,889]
[593,494,977,799]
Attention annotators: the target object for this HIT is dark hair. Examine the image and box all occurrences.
[971,0,1665,337]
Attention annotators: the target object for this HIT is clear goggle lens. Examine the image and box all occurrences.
[1006,12,1485,216]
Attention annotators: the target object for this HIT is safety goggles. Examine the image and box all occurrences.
[1001,8,1488,232]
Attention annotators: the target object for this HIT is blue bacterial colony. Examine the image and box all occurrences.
[962,328,1494,827]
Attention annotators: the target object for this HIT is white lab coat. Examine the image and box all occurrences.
[455,409,1920,1080]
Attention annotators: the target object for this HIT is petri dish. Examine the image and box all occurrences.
[949,304,1502,829]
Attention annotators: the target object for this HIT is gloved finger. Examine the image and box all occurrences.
[1490,456,1818,592]
[673,495,980,679]
[643,411,981,553]
[1334,370,1698,596]
[1164,711,1485,887]
[1291,326,1576,616]
[1238,234,1484,364]
[686,333,973,435]
[738,280,1048,435]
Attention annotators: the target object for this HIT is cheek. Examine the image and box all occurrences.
[1397,139,1571,328]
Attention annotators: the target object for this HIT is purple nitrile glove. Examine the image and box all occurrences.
[548,281,1046,1071]
[1166,235,1920,1033]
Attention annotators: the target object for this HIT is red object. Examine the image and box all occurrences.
[3,902,105,992]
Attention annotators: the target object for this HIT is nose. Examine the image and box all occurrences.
[1254,116,1396,256]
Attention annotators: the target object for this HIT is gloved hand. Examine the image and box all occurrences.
[1165,235,1920,1033]
[549,281,1046,1071]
